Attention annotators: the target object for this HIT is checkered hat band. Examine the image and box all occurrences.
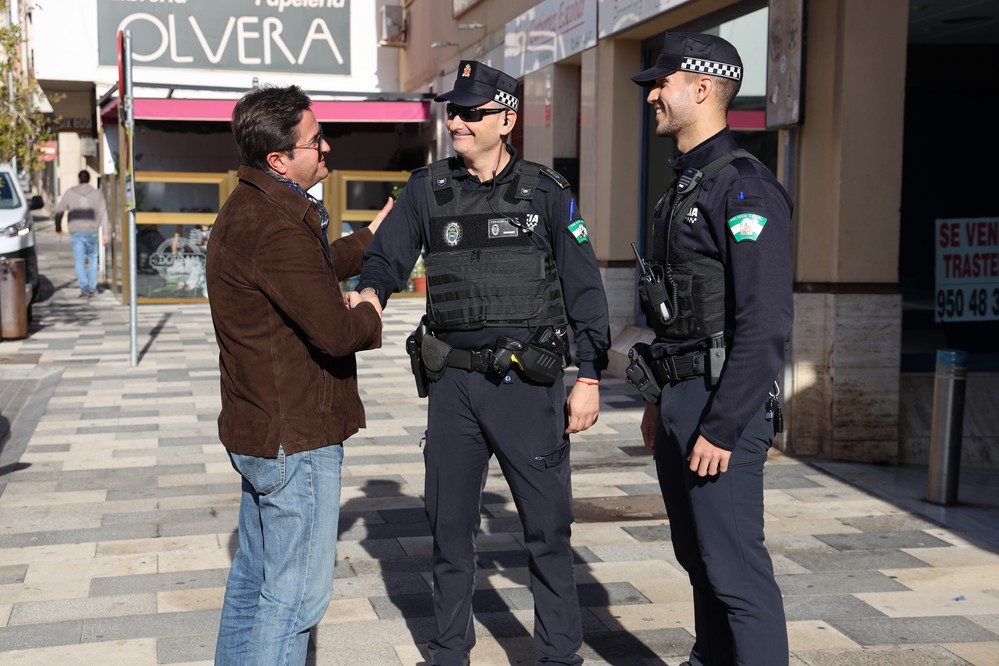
[680,57,742,81]
[494,89,519,111]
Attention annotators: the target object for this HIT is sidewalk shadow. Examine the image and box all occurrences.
[333,478,435,663]
[138,313,172,363]
[33,275,57,304]
[574,561,674,665]
[333,479,536,665]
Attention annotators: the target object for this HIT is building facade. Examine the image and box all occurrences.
[392,0,999,469]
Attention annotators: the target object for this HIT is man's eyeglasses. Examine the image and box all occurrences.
[293,127,324,159]
[445,104,506,123]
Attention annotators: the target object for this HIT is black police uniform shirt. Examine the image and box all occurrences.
[656,127,793,451]
[358,144,610,380]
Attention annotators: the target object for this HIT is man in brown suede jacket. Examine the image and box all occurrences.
[207,85,390,665]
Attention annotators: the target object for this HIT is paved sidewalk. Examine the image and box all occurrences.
[1,218,998,665]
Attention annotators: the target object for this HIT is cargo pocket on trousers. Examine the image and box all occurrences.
[533,441,570,469]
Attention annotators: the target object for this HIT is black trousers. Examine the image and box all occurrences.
[655,378,788,666]
[424,368,583,666]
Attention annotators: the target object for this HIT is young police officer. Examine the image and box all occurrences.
[631,33,792,665]
[354,61,610,666]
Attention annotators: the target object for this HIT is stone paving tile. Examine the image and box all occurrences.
[156,632,217,664]
[0,564,27,585]
[580,627,692,665]
[0,638,160,664]
[80,609,221,642]
[0,619,83,650]
[778,570,911,596]
[815,530,953,551]
[8,593,157,625]
[828,615,999,647]
[3,234,999,663]
[0,524,161,548]
[784,549,930,572]
[90,570,229,596]
[783,594,886,622]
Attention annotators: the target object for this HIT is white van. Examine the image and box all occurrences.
[0,162,43,303]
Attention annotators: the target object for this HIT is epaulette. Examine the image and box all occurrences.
[538,165,570,189]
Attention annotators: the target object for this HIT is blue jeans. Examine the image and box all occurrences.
[215,444,344,666]
[71,231,99,293]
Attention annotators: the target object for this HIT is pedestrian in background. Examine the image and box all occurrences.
[207,84,391,665]
[632,32,793,666]
[354,60,610,666]
[53,170,108,298]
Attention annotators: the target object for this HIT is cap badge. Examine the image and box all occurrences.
[436,178,447,186]
[462,64,472,78]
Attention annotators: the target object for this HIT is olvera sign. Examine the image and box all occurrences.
[97,0,351,75]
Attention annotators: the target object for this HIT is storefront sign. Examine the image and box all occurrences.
[596,0,694,39]
[935,218,999,322]
[505,0,596,78]
[97,0,351,75]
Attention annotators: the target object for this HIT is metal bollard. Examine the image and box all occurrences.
[926,349,968,505]
[0,258,29,340]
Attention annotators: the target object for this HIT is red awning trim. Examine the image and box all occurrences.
[727,110,766,131]
[101,98,430,123]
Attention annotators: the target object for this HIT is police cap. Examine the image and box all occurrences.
[631,32,743,85]
[434,60,520,112]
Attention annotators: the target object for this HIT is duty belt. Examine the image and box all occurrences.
[444,348,493,373]
[649,350,707,385]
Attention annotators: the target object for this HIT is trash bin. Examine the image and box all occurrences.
[0,257,28,339]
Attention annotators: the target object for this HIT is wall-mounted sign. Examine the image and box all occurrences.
[97,0,351,75]
[597,0,694,39]
[766,0,803,128]
[505,0,597,79]
[935,218,999,322]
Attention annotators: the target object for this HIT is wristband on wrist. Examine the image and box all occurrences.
[575,378,599,386]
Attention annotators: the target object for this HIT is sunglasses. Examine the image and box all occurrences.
[445,104,507,123]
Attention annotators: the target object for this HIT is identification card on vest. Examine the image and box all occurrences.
[488,218,519,239]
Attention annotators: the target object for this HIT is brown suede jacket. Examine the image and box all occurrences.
[206,166,381,457]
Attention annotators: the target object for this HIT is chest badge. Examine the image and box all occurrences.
[444,221,462,246]
[684,206,699,225]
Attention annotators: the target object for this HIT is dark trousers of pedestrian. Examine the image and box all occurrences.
[424,368,583,666]
[654,378,788,666]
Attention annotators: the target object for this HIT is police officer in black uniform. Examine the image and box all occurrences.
[629,33,792,666]
[353,61,610,666]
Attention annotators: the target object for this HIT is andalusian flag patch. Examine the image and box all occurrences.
[727,213,767,242]
[568,219,589,244]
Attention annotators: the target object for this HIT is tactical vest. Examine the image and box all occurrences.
[649,149,759,342]
[423,158,568,331]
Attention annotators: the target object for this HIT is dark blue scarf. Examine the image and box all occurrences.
[267,171,331,258]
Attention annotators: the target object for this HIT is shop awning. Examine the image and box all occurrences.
[101,98,430,123]
[727,110,766,131]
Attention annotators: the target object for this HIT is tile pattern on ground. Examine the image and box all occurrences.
[1,221,998,664]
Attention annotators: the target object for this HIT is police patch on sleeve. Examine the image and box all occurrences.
[727,213,767,242]
[568,219,589,244]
